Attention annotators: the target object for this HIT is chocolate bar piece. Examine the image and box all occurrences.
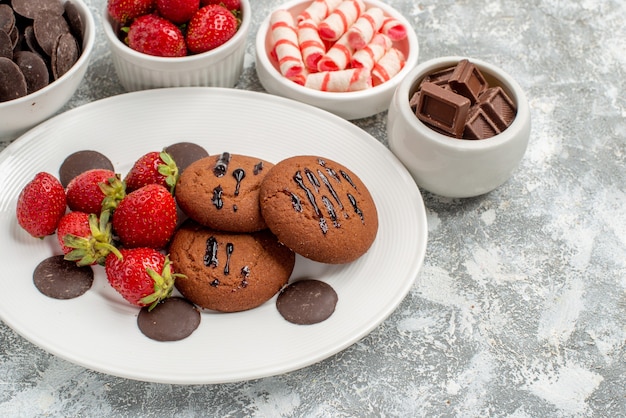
[409,90,420,109]
[478,86,517,131]
[422,66,455,87]
[449,59,488,104]
[415,82,470,138]
[464,106,500,140]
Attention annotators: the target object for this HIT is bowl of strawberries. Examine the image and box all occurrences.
[103,0,250,91]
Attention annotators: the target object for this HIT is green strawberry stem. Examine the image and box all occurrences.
[100,174,126,212]
[158,150,179,194]
[140,256,185,311]
[63,211,122,266]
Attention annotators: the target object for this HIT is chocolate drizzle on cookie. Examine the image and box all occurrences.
[204,236,218,267]
[212,185,223,209]
[322,196,340,228]
[317,169,344,210]
[340,170,357,189]
[348,193,365,223]
[253,162,264,175]
[213,152,231,177]
[292,159,368,233]
[290,193,302,212]
[205,236,238,281]
[304,168,320,191]
[232,168,245,196]
[224,243,234,275]
[241,266,250,288]
[293,170,328,234]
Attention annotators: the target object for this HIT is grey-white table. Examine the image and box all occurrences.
[1,0,624,416]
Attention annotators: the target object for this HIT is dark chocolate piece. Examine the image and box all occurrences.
[11,0,65,20]
[59,150,115,187]
[9,25,18,49]
[0,57,27,102]
[478,86,517,131]
[24,25,46,56]
[415,82,470,138]
[33,255,94,299]
[422,66,455,86]
[411,60,518,140]
[464,106,500,140]
[64,1,84,46]
[409,90,420,109]
[448,59,488,104]
[276,279,338,325]
[137,297,201,342]
[0,30,12,59]
[14,50,49,94]
[33,11,70,56]
[164,142,209,175]
[0,4,15,34]
[52,32,78,79]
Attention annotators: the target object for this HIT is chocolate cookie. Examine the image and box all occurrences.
[175,152,273,232]
[169,221,295,313]
[259,155,378,264]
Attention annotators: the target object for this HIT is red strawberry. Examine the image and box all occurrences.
[126,14,187,57]
[200,0,240,11]
[107,0,156,25]
[156,0,200,24]
[66,169,125,214]
[186,5,238,54]
[16,172,67,238]
[105,248,181,309]
[57,211,91,254]
[124,150,178,194]
[112,184,177,248]
[57,210,121,266]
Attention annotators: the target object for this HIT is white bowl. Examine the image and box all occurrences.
[387,56,531,198]
[102,0,250,91]
[255,0,419,120]
[0,0,95,140]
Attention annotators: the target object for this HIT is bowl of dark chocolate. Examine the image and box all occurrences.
[0,0,95,140]
[387,56,530,198]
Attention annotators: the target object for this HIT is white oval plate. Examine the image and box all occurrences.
[0,88,427,384]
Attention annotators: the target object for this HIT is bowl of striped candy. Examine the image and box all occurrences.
[255,0,418,120]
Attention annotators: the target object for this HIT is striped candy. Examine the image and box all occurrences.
[268,0,409,92]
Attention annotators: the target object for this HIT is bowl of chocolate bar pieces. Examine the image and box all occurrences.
[255,0,419,120]
[387,56,530,198]
[0,0,95,139]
